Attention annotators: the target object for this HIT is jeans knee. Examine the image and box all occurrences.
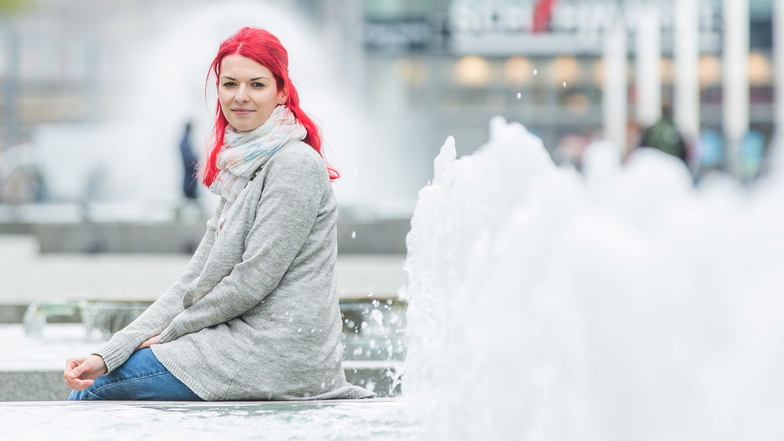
[68,389,85,401]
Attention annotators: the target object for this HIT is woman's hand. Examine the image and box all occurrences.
[136,334,161,351]
[64,355,108,390]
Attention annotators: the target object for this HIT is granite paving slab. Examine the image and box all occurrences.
[0,399,417,440]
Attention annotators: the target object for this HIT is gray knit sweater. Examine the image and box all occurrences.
[96,141,375,401]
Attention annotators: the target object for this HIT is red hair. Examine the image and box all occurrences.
[201,27,338,187]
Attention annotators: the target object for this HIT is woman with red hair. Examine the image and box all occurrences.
[64,27,373,401]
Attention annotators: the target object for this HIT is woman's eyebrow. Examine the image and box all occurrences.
[220,75,269,81]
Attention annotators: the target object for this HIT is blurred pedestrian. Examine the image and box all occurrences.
[65,27,374,402]
[179,121,199,200]
[175,121,203,223]
[639,104,688,163]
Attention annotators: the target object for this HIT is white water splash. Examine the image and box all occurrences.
[404,116,784,440]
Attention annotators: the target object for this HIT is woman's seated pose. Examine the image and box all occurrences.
[64,27,374,401]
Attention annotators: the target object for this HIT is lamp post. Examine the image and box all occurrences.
[603,18,628,154]
[674,0,700,157]
[1,22,20,150]
[635,0,661,129]
[723,0,750,175]
[775,0,784,136]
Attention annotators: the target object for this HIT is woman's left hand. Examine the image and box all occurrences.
[136,335,162,351]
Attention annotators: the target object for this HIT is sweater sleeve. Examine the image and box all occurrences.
[95,208,222,372]
[158,152,324,343]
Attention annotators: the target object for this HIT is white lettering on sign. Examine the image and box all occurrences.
[449,1,534,33]
[449,0,718,36]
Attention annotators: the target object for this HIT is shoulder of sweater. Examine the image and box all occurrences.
[269,141,323,169]
[253,141,327,184]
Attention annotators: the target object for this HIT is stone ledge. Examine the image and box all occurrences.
[0,371,72,401]
[23,217,410,254]
[0,361,404,401]
[0,397,402,406]
[0,397,414,441]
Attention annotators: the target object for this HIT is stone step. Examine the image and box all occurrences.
[0,299,407,401]
[0,398,411,440]
[0,234,407,305]
[0,360,403,401]
[0,217,410,254]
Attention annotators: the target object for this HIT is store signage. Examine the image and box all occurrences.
[449,0,720,55]
[449,0,719,36]
[364,20,434,52]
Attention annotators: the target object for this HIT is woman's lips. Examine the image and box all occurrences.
[232,109,254,115]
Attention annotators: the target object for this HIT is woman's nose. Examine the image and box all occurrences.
[234,85,249,102]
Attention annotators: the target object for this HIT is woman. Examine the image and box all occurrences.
[65,27,374,401]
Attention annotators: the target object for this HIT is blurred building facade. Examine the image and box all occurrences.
[360,0,775,174]
[0,0,778,210]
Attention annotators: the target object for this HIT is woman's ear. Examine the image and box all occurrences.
[278,88,289,105]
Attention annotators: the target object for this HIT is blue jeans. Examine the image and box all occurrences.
[68,348,202,401]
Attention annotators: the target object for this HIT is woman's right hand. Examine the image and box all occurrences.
[136,334,161,351]
[64,355,108,390]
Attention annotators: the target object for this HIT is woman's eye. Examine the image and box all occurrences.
[222,82,236,88]
[252,82,264,88]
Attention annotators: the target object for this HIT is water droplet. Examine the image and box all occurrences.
[371,309,384,325]
[562,81,567,87]
[533,69,538,76]
[516,92,522,99]
[351,231,356,239]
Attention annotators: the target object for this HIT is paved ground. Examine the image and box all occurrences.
[0,234,407,304]
[0,323,95,371]
[0,234,409,401]
[0,322,405,401]
[0,399,417,440]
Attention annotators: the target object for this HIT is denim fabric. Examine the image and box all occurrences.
[68,348,202,401]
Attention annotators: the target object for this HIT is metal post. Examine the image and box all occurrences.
[674,0,700,149]
[775,0,784,134]
[2,26,20,149]
[635,1,661,128]
[603,19,628,154]
[723,0,749,175]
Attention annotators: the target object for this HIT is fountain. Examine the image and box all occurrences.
[4,112,784,439]
[5,3,784,438]
[403,116,784,440]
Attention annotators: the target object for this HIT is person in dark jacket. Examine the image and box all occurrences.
[639,104,688,162]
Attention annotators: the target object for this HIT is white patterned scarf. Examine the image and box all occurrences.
[209,105,307,202]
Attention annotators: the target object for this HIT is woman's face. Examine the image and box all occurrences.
[218,54,288,132]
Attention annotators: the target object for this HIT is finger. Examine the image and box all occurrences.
[66,378,94,391]
[64,357,84,373]
[66,359,93,379]
[63,359,83,380]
